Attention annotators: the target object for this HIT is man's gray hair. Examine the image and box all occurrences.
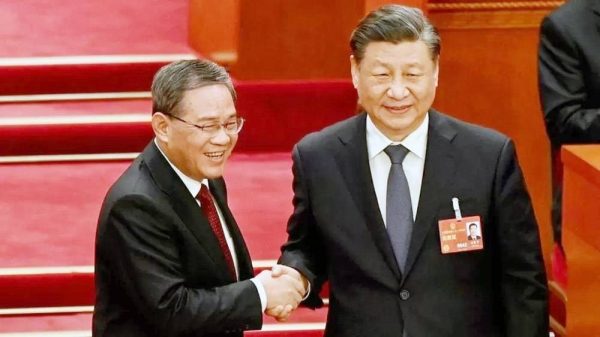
[350,4,441,63]
[151,59,236,116]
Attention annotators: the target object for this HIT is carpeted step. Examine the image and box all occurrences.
[0,100,151,118]
[0,55,195,98]
[0,329,326,337]
[0,154,292,266]
[0,264,330,311]
[0,308,327,334]
[0,0,191,59]
[0,81,356,156]
[0,114,153,157]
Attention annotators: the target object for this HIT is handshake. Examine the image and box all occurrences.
[256,265,309,322]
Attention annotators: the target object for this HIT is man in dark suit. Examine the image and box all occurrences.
[538,0,600,257]
[93,59,305,337]
[276,5,548,336]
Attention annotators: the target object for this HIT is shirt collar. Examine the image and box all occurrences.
[154,138,207,198]
[366,112,429,160]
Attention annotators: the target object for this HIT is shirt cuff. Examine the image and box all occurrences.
[250,277,267,312]
[302,282,311,300]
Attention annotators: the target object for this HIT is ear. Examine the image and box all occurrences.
[350,55,359,88]
[152,112,170,143]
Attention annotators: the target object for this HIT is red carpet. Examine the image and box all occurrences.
[0,1,195,98]
[0,153,319,333]
[0,308,327,333]
[0,0,346,335]
[0,80,356,118]
[552,244,568,289]
[0,57,194,96]
[0,153,293,267]
[0,100,151,117]
[0,81,356,156]
[0,0,190,57]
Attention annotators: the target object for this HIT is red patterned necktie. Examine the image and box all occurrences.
[197,184,237,279]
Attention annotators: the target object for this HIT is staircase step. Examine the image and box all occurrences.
[0,309,327,335]
[0,155,293,266]
[0,100,151,118]
[0,55,195,97]
[0,81,356,156]
[0,264,330,311]
[0,114,152,157]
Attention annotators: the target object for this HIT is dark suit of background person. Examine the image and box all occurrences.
[93,60,302,337]
[538,0,600,247]
[279,5,548,337]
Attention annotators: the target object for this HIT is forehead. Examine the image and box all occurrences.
[360,40,434,68]
[179,84,236,120]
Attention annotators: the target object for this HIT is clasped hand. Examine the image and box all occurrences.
[256,264,308,322]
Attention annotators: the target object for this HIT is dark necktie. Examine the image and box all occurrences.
[384,144,413,273]
[197,185,237,279]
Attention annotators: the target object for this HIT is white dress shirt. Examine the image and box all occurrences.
[154,139,267,311]
[366,113,429,225]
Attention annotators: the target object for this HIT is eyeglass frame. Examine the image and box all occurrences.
[162,112,245,137]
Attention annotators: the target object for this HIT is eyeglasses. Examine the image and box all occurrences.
[164,113,245,138]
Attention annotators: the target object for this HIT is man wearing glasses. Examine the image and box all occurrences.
[93,60,305,337]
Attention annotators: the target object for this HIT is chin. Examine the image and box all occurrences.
[204,167,226,180]
[203,172,223,180]
[387,120,415,132]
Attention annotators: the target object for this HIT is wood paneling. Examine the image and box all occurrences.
[189,0,240,63]
[365,0,427,13]
[429,1,562,28]
[189,0,428,80]
[562,145,600,336]
[229,0,363,80]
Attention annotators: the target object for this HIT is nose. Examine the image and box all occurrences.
[387,78,410,100]
[210,126,231,145]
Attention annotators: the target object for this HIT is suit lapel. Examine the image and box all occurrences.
[334,113,402,280]
[143,142,234,282]
[209,179,254,280]
[403,111,458,279]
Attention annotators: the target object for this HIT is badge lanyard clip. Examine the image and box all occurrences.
[452,197,463,221]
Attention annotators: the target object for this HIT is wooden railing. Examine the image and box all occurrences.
[562,145,600,336]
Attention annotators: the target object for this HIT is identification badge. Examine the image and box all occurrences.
[438,215,484,254]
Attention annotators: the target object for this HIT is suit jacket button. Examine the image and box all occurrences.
[400,289,410,300]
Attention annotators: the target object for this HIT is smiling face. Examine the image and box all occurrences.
[351,40,438,141]
[156,84,238,181]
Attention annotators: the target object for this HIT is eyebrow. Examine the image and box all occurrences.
[372,60,424,69]
[195,113,238,123]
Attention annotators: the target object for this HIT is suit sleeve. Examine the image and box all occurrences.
[494,139,549,336]
[278,144,326,308]
[102,194,263,336]
[538,16,600,146]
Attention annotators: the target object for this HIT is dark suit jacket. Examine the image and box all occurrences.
[280,111,548,337]
[93,142,262,337]
[538,0,600,243]
[468,236,481,241]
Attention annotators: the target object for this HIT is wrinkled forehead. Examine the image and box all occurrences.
[359,40,438,68]
[179,85,237,121]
